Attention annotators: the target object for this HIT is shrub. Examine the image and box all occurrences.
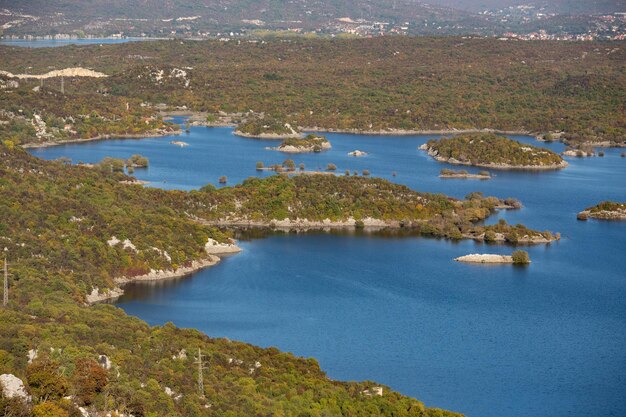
[256,161,264,170]
[32,402,69,417]
[326,163,337,171]
[484,230,497,242]
[299,163,305,171]
[129,154,149,167]
[362,169,370,176]
[218,176,227,184]
[512,250,530,264]
[598,151,605,157]
[283,159,295,170]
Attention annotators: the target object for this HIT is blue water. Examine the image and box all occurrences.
[0,37,156,48]
[29,124,626,417]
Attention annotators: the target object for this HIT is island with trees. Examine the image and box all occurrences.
[271,134,331,153]
[422,133,567,170]
[439,168,491,179]
[577,201,626,220]
[188,175,557,243]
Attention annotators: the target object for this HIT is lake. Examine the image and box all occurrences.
[0,37,158,48]
[29,125,626,417]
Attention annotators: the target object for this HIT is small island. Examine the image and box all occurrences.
[421,133,567,170]
[234,116,300,139]
[272,134,331,153]
[439,168,491,179]
[577,201,626,220]
[455,250,531,264]
[348,150,368,157]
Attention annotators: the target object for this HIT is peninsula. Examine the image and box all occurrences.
[421,133,567,170]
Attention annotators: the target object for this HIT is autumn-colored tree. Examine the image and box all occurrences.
[72,358,109,405]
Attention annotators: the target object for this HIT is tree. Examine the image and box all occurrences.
[326,163,337,171]
[299,163,305,171]
[362,170,370,176]
[218,176,227,184]
[512,250,530,264]
[283,159,295,171]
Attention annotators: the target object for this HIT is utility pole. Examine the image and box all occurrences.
[194,348,208,397]
[2,256,7,307]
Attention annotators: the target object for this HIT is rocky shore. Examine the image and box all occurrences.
[455,254,514,263]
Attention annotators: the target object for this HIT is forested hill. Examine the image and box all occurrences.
[1,37,624,147]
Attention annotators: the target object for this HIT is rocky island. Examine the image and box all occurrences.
[455,250,531,264]
[577,201,626,220]
[421,133,568,170]
[439,168,491,179]
[271,134,331,153]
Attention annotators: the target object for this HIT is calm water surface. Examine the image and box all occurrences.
[30,124,626,417]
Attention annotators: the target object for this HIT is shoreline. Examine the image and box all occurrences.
[439,173,491,180]
[86,256,221,304]
[22,129,181,149]
[88,239,243,304]
[303,126,534,136]
[455,254,516,264]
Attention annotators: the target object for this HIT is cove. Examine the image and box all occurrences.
[29,125,626,417]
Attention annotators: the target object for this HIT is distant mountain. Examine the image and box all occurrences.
[0,0,492,36]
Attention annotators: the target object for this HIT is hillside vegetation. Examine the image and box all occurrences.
[0,37,624,146]
[425,133,566,168]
